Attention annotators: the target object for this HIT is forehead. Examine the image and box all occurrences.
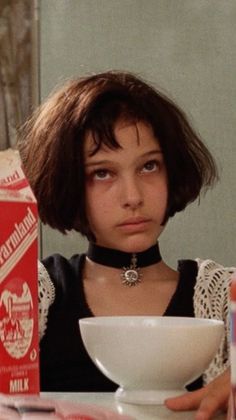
[84,119,160,158]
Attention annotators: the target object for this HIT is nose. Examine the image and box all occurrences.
[120,176,143,210]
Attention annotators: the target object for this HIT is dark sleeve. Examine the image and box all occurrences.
[39,253,117,392]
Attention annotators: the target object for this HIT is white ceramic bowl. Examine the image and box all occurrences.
[79,316,224,405]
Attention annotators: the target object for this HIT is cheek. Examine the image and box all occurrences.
[149,182,168,209]
[86,190,111,224]
[161,186,168,209]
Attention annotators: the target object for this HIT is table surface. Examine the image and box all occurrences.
[43,392,226,420]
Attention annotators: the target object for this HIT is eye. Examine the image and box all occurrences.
[142,160,159,173]
[92,169,111,180]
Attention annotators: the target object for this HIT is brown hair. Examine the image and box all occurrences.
[18,70,218,239]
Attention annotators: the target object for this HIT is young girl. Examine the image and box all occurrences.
[18,71,234,419]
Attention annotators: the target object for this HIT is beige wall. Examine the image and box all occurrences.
[39,0,236,267]
[0,0,36,150]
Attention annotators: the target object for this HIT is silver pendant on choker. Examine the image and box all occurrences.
[121,254,142,287]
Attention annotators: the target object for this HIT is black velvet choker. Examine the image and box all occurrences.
[87,242,162,287]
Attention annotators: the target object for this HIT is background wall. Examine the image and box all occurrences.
[39,0,236,267]
[0,0,36,150]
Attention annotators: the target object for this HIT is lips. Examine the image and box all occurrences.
[118,217,150,226]
[117,217,151,232]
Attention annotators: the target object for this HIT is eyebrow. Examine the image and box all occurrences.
[84,149,163,168]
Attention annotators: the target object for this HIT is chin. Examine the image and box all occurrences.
[117,237,158,254]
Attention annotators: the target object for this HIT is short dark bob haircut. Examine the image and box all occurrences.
[18,70,218,239]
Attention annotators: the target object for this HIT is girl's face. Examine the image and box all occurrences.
[84,120,168,253]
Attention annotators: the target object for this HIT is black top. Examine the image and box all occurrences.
[40,254,202,392]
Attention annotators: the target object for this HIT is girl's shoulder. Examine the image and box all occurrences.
[194,258,235,319]
[39,253,85,291]
[38,253,85,339]
[194,259,235,383]
[38,259,56,340]
[195,258,235,289]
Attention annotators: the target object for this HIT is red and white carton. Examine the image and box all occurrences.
[0,149,39,394]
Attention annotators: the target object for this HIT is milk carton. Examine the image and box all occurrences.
[0,149,39,394]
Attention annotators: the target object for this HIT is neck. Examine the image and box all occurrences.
[87,242,162,269]
[86,243,162,287]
